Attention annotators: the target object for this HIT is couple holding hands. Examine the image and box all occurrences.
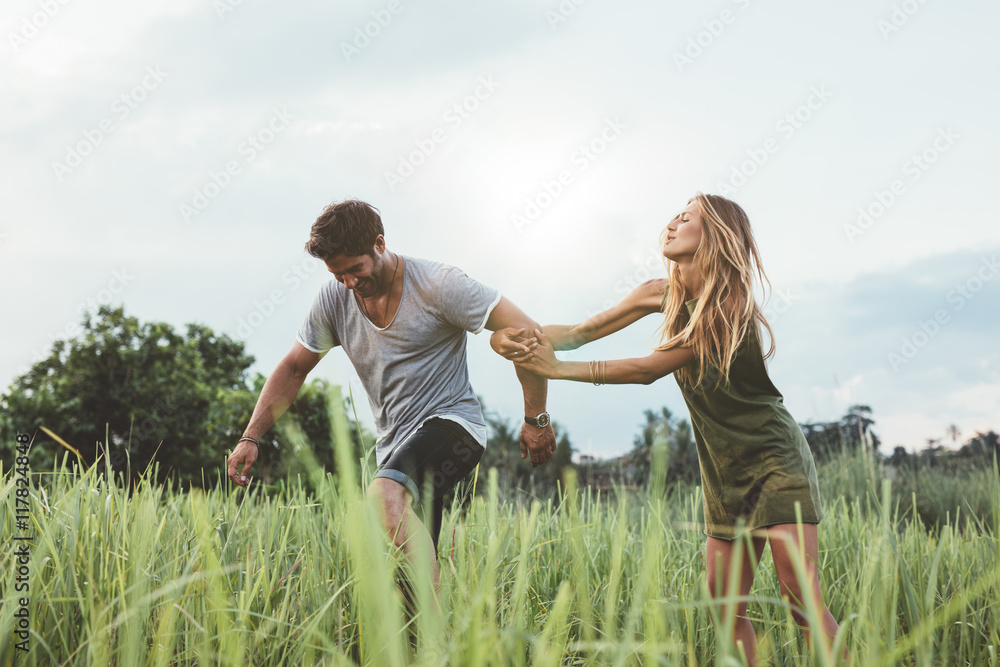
[226,193,841,664]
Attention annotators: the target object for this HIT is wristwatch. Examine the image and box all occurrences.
[524,412,551,428]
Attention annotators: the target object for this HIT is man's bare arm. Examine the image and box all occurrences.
[227,341,324,485]
[485,298,546,413]
[485,296,557,466]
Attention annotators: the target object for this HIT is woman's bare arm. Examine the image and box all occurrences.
[491,279,667,359]
[515,327,694,385]
[553,278,667,349]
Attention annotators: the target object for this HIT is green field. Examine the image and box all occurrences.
[2,421,999,666]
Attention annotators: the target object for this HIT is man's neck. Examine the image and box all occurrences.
[373,251,400,300]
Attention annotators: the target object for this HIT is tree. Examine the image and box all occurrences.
[481,406,529,491]
[671,418,697,481]
[480,401,575,497]
[0,306,368,488]
[630,407,670,483]
[960,430,999,460]
[888,445,913,468]
[536,422,575,493]
[0,307,255,485]
[840,405,880,451]
[203,373,374,486]
[800,404,880,462]
[628,407,698,486]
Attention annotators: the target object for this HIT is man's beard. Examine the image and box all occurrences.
[357,253,386,297]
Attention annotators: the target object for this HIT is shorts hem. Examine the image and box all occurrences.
[703,517,822,541]
[373,468,419,501]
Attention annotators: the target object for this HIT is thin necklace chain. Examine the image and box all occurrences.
[358,254,400,326]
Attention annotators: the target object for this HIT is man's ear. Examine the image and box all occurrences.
[373,234,386,253]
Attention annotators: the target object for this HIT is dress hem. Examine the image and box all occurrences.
[702,515,824,541]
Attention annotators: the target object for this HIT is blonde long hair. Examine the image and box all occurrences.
[655,193,775,389]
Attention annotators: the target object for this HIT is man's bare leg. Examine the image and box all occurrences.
[367,478,442,623]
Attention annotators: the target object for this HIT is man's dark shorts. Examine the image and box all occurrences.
[374,417,485,550]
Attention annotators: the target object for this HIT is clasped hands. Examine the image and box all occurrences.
[490,327,559,467]
[492,327,564,468]
[490,326,569,378]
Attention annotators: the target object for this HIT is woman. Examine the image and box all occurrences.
[491,193,842,665]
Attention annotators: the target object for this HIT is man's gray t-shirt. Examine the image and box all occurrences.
[296,255,502,465]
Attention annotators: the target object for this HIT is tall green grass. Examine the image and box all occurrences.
[1,420,998,665]
[817,446,998,533]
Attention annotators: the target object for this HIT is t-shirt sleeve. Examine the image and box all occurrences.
[437,267,502,334]
[296,284,341,353]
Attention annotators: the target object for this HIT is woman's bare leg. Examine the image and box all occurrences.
[766,523,844,662]
[706,533,767,666]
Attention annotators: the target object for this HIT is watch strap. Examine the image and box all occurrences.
[524,412,550,428]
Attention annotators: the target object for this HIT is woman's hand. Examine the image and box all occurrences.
[490,327,538,361]
[513,329,562,379]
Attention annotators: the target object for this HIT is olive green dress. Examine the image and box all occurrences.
[676,298,823,540]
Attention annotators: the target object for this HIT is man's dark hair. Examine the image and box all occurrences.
[304,199,384,260]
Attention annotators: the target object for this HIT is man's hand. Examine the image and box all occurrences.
[227,440,258,487]
[520,423,557,467]
[485,297,553,465]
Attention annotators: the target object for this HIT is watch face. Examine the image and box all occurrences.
[536,412,550,428]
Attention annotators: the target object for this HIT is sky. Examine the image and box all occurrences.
[1,0,998,460]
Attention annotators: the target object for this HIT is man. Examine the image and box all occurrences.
[226,199,556,593]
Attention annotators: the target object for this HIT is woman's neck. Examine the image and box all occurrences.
[676,260,704,300]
